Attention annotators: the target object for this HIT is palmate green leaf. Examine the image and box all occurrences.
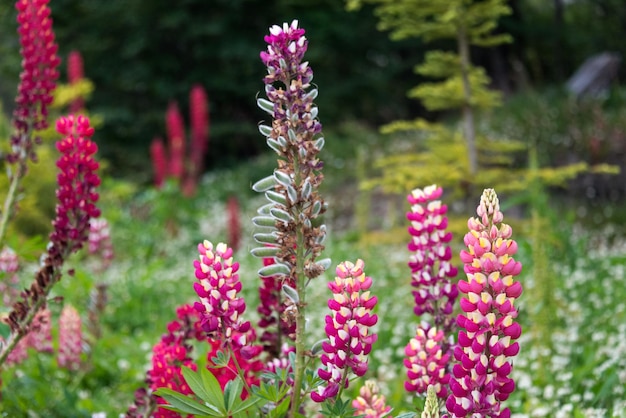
[181,366,225,411]
[153,387,221,416]
[230,393,262,415]
[223,377,244,411]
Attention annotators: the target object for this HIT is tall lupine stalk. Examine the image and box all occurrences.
[252,20,328,415]
[0,0,60,248]
[404,185,458,400]
[165,102,186,182]
[0,115,100,367]
[67,50,85,113]
[151,85,210,195]
[445,189,522,418]
[186,84,210,195]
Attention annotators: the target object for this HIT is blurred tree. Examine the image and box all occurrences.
[0,0,421,179]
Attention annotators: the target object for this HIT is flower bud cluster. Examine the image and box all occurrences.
[311,260,378,402]
[193,241,250,342]
[253,19,327,284]
[446,189,523,418]
[352,379,392,418]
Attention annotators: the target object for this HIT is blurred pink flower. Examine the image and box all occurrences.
[58,305,82,371]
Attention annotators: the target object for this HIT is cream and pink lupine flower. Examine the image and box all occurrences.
[406,185,458,330]
[445,189,522,418]
[193,241,250,342]
[58,304,82,371]
[405,326,451,398]
[311,260,378,403]
[352,379,392,418]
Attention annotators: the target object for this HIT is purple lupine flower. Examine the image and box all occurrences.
[445,189,522,418]
[193,241,250,342]
[404,326,451,398]
[311,260,378,403]
[406,185,458,330]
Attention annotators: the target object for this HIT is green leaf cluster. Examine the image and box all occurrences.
[155,366,260,417]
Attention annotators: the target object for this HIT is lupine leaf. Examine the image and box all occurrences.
[153,387,221,416]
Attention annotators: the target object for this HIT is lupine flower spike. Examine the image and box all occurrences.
[406,185,458,331]
[446,188,522,418]
[312,260,378,403]
[193,241,250,342]
[58,304,83,371]
[352,379,392,418]
[1,115,99,366]
[405,326,451,398]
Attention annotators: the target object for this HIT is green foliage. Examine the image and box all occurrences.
[347,0,511,46]
[155,366,260,417]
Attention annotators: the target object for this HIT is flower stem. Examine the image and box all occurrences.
[290,160,307,417]
[0,162,25,249]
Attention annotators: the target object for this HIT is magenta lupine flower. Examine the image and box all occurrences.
[406,185,458,330]
[445,189,522,418]
[67,50,85,113]
[58,304,83,371]
[193,241,251,342]
[189,84,209,179]
[51,115,101,254]
[150,137,168,188]
[10,0,60,165]
[165,101,185,181]
[311,260,378,403]
[352,379,392,418]
[404,326,451,398]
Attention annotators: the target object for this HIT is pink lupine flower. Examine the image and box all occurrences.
[5,309,52,365]
[58,304,82,371]
[67,50,84,113]
[193,241,250,342]
[445,189,522,418]
[9,0,60,166]
[165,101,185,181]
[352,379,392,418]
[51,115,101,254]
[406,185,458,330]
[188,84,209,189]
[404,326,451,398]
[88,218,114,271]
[150,137,168,188]
[0,247,20,306]
[312,260,378,403]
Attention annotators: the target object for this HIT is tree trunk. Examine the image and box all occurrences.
[457,25,478,177]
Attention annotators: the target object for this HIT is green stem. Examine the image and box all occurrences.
[289,159,307,418]
[0,272,58,367]
[228,342,253,396]
[0,162,25,249]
